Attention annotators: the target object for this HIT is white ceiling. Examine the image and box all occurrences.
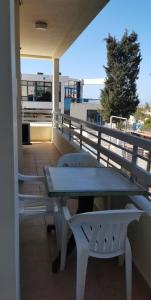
[20,0,109,59]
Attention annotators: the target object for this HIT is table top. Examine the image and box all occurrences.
[44,166,147,198]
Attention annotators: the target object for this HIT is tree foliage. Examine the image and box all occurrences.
[143,116,151,131]
[134,102,150,121]
[101,31,142,121]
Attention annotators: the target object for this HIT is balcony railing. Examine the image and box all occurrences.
[22,107,52,123]
[55,113,151,192]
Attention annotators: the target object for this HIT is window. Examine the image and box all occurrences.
[59,82,61,102]
[21,80,61,102]
[21,85,28,97]
[36,81,52,102]
[87,110,101,125]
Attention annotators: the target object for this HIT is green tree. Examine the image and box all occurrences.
[134,106,146,121]
[143,116,151,131]
[101,31,142,121]
[144,102,150,112]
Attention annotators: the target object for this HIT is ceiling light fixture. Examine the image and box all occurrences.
[35,21,48,31]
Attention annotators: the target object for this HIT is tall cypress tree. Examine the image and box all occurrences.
[101,31,142,121]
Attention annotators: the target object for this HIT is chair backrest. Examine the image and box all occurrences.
[57,152,100,168]
[18,173,45,183]
[18,173,57,219]
[18,194,57,219]
[69,209,142,258]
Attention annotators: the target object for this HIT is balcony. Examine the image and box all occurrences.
[1,2,151,299]
[20,115,151,299]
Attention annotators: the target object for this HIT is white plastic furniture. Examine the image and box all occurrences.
[54,152,100,248]
[19,193,57,219]
[60,207,142,300]
[45,166,145,198]
[57,152,101,168]
[18,173,45,183]
[18,173,58,221]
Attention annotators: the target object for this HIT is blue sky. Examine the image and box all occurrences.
[21,0,151,103]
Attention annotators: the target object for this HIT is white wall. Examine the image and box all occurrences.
[70,102,100,121]
[0,1,20,299]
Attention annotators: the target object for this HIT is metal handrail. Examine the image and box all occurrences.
[55,113,151,191]
[22,108,52,123]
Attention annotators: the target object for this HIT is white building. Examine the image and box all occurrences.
[21,73,83,113]
[70,100,102,124]
[70,78,104,124]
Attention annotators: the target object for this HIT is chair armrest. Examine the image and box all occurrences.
[62,206,71,221]
[19,194,59,213]
[18,173,45,183]
[125,203,139,210]
[53,199,59,213]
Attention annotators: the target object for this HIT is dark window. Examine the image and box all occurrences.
[87,110,101,125]
[37,81,44,87]
[59,82,61,102]
[21,80,62,103]
[64,81,80,99]
[28,81,34,86]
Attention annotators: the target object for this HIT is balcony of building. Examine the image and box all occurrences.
[19,114,151,300]
[21,141,151,300]
[1,1,151,300]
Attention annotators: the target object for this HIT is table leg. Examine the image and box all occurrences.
[47,224,56,232]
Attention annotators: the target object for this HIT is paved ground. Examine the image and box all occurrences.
[20,142,151,300]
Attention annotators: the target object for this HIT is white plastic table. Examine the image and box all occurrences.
[44,166,146,198]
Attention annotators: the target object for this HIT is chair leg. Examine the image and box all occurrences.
[76,247,89,300]
[118,254,125,266]
[60,218,69,271]
[125,238,132,300]
[54,211,62,251]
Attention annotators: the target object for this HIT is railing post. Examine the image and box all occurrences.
[147,151,151,172]
[107,135,111,167]
[97,131,101,161]
[131,145,138,181]
[69,119,72,141]
[61,115,64,134]
[56,114,59,129]
[80,124,83,149]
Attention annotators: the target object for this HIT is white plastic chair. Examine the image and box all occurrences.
[18,173,58,222]
[55,152,100,248]
[18,173,45,183]
[19,193,58,219]
[57,152,101,168]
[60,207,142,300]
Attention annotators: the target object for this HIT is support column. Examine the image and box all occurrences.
[52,58,59,126]
[15,0,22,171]
[0,1,20,300]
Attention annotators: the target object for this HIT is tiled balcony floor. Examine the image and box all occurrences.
[20,142,151,300]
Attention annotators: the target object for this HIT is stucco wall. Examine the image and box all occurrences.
[128,213,151,287]
[108,196,151,288]
[30,124,52,141]
[70,102,99,121]
[53,128,79,154]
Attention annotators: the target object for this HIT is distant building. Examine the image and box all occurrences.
[21,74,104,124]
[70,100,102,125]
[21,73,83,114]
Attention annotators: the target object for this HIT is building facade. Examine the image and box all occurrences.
[21,73,83,113]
